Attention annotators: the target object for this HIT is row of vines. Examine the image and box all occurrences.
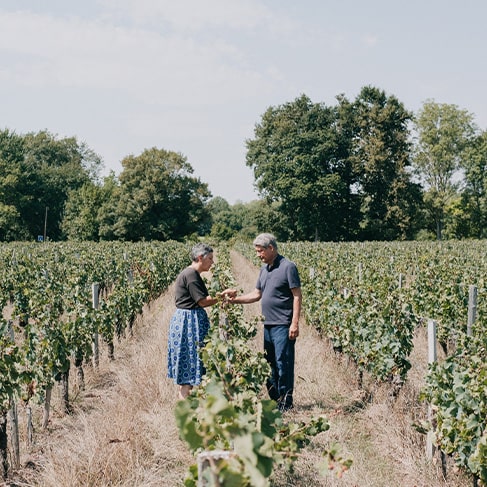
[1,240,343,486]
[175,245,349,486]
[236,240,486,483]
[0,240,190,479]
[1,239,485,484]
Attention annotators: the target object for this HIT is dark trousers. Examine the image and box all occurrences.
[264,325,295,409]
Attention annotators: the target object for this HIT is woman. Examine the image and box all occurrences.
[167,243,231,399]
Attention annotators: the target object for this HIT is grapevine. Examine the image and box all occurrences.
[175,246,345,486]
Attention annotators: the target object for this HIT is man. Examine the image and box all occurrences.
[229,233,301,411]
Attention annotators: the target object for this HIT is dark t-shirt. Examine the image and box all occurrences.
[174,267,208,309]
[256,254,301,325]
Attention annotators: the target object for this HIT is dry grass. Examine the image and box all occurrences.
[4,253,472,487]
[7,286,192,487]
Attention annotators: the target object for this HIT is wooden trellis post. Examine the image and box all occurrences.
[197,450,236,487]
[6,321,20,470]
[467,285,477,337]
[92,283,100,368]
[426,319,437,460]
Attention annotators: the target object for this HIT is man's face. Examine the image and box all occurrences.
[254,245,276,265]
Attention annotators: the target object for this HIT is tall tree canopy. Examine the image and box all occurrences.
[0,129,101,241]
[3,91,486,243]
[106,148,211,241]
[412,100,476,239]
[246,94,352,241]
[456,130,487,238]
[340,86,422,240]
[246,89,421,241]
[0,129,28,240]
[61,173,118,241]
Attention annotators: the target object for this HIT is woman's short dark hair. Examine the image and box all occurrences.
[191,243,213,261]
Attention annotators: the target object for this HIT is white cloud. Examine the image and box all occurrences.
[0,9,284,107]
[363,34,379,48]
[3,0,484,203]
[99,0,280,32]
[0,4,298,202]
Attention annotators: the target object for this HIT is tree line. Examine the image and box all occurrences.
[1,85,485,242]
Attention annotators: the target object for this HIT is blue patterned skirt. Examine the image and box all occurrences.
[167,307,210,386]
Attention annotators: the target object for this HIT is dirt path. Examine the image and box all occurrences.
[228,252,387,486]
[9,251,468,487]
[228,251,466,487]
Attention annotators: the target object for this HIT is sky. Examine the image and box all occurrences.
[1,0,486,204]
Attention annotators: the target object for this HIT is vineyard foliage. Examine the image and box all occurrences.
[1,239,486,483]
[0,240,189,415]
[420,333,487,483]
[175,246,338,487]
[237,240,486,482]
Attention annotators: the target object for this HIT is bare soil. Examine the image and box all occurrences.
[3,251,471,487]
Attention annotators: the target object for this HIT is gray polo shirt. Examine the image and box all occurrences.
[256,254,301,325]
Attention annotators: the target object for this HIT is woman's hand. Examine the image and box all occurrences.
[219,288,238,299]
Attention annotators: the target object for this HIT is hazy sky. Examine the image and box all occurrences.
[1,0,486,203]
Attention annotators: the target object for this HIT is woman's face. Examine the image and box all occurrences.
[200,252,214,271]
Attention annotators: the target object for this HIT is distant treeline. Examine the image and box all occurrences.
[1,85,486,242]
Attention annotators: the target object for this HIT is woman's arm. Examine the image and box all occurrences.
[197,295,219,308]
[197,289,237,308]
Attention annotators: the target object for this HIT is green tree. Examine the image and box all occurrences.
[0,129,30,240]
[246,89,421,242]
[340,86,422,240]
[246,94,353,241]
[97,173,122,241]
[203,197,286,242]
[209,208,243,241]
[23,132,102,240]
[241,199,292,241]
[412,100,476,240]
[0,129,101,241]
[202,196,231,237]
[456,130,487,238]
[61,173,118,241]
[109,148,211,241]
[0,203,27,241]
[206,196,231,215]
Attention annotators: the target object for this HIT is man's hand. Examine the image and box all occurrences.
[220,288,238,299]
[289,323,299,340]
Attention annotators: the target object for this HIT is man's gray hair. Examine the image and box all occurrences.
[253,233,278,250]
[191,243,213,261]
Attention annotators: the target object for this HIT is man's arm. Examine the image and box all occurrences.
[289,287,302,340]
[229,288,262,304]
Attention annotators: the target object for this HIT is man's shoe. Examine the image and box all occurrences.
[267,385,280,401]
[278,402,294,413]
